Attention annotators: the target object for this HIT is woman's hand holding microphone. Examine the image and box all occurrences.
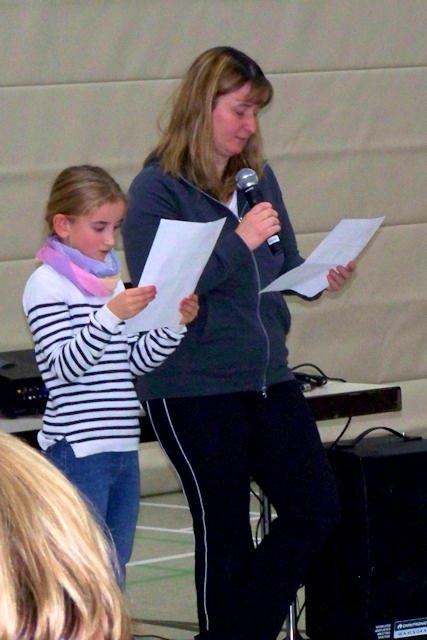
[235,202,281,251]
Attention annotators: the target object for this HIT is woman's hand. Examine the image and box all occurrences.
[235,202,281,251]
[107,285,156,319]
[326,261,356,292]
[179,294,199,325]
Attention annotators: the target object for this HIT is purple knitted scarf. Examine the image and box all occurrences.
[36,236,120,297]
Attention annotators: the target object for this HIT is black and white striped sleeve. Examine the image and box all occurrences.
[129,326,186,375]
[25,301,121,382]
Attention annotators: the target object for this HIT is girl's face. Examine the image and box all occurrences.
[54,199,126,262]
[211,82,259,174]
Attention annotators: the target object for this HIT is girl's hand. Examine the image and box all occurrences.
[179,294,199,325]
[107,286,156,319]
[326,261,356,292]
[235,202,281,251]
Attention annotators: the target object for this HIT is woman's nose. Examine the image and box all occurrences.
[244,112,257,134]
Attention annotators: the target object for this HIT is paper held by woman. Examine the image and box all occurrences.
[261,216,385,299]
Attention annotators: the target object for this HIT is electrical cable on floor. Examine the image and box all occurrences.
[251,484,265,546]
[296,597,305,623]
[254,509,263,546]
[250,484,262,503]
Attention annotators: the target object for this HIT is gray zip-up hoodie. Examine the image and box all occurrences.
[122,162,304,400]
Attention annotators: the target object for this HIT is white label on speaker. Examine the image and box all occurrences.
[394,617,427,638]
[375,623,391,638]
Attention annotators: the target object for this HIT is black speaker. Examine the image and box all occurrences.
[305,434,427,640]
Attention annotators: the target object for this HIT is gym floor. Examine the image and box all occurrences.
[126,489,307,640]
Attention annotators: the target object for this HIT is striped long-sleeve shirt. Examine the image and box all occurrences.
[23,264,186,457]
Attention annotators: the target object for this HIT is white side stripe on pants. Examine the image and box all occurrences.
[147,399,211,631]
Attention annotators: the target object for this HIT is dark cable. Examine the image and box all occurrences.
[250,486,262,505]
[251,484,265,546]
[296,598,305,622]
[291,362,347,383]
[328,416,352,449]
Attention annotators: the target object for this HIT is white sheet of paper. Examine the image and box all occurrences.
[124,218,226,333]
[261,216,385,297]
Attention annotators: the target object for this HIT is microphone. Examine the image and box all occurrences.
[235,168,282,254]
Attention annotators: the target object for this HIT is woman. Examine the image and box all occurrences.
[0,431,131,640]
[123,46,354,640]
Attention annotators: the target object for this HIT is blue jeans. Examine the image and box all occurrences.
[45,439,140,585]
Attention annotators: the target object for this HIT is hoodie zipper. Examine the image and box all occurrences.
[180,176,271,395]
[249,251,270,397]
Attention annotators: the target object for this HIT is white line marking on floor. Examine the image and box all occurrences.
[139,502,260,518]
[128,551,195,567]
[139,501,190,509]
[136,525,194,534]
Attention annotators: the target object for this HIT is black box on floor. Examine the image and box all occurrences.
[305,435,427,640]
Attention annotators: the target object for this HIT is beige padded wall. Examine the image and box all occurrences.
[1,1,426,432]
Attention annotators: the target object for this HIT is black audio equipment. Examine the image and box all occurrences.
[305,434,427,640]
[0,349,158,443]
[0,349,47,418]
[307,385,401,421]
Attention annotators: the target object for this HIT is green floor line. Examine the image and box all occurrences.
[126,569,193,586]
[134,617,198,632]
[133,532,194,546]
[128,563,193,577]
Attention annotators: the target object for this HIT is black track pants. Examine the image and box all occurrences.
[146,380,340,640]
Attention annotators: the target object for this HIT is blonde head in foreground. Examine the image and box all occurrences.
[0,432,131,640]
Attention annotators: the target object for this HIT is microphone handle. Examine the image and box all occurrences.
[243,187,282,254]
[243,185,262,207]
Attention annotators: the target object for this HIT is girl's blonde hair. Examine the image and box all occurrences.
[146,46,273,201]
[0,432,132,640]
[45,165,126,232]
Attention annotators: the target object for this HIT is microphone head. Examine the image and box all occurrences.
[235,168,258,191]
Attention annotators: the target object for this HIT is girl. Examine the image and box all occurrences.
[23,164,198,584]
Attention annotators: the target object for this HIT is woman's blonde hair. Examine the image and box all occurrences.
[45,165,126,232]
[146,46,273,201]
[0,432,132,640]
